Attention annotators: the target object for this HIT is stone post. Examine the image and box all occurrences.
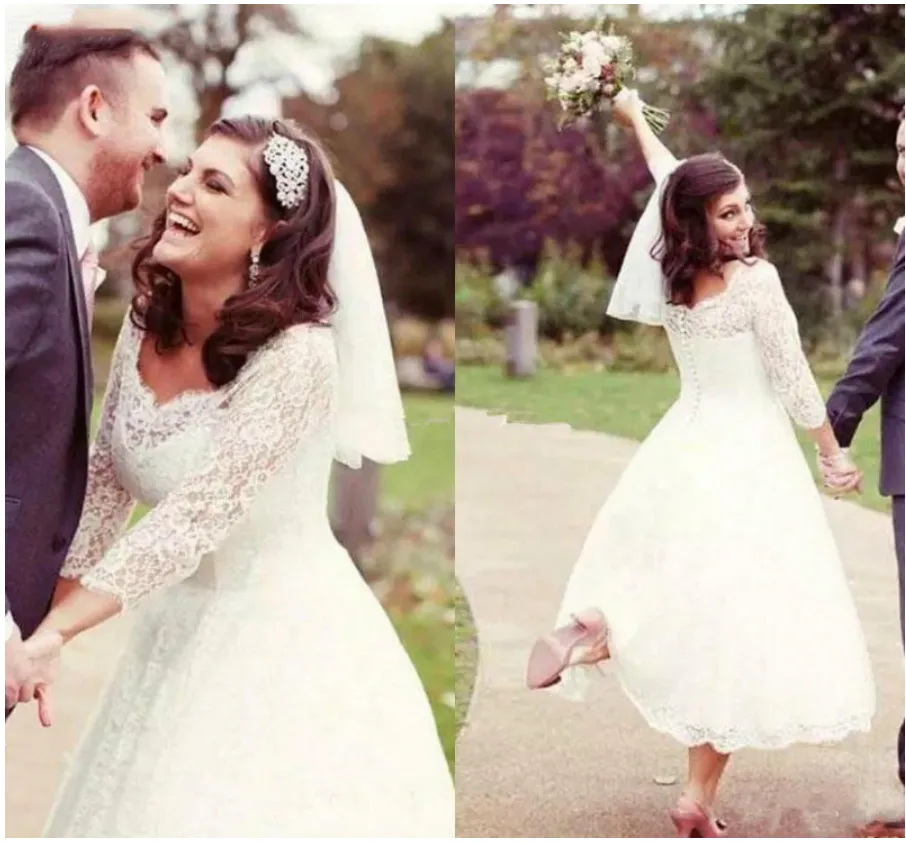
[504,300,538,378]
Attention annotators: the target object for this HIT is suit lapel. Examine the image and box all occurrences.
[61,216,94,432]
[44,161,94,431]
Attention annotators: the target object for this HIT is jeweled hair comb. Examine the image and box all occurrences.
[263,133,310,210]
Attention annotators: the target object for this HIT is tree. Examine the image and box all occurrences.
[286,24,455,320]
[150,5,310,142]
[455,87,649,274]
[454,9,717,277]
[368,22,455,321]
[705,4,904,334]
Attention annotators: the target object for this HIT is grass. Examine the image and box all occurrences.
[391,607,456,769]
[454,582,478,733]
[456,364,887,514]
[383,394,453,510]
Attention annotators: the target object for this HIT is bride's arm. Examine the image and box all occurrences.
[53,317,137,596]
[750,262,848,460]
[614,90,678,183]
[38,326,336,643]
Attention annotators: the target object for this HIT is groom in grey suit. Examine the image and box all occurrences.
[824,113,905,837]
[5,24,168,716]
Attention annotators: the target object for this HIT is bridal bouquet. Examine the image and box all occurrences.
[543,24,670,133]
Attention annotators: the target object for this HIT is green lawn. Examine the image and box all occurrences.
[454,582,478,733]
[456,364,887,513]
[393,608,455,769]
[383,394,453,510]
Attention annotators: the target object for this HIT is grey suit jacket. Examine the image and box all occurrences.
[827,232,905,498]
[5,146,93,640]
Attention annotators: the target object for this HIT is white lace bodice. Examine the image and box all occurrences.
[61,316,339,609]
[662,258,826,429]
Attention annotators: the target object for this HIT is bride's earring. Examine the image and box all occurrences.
[249,250,261,287]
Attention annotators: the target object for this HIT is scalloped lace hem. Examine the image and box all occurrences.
[550,665,874,753]
[638,707,874,754]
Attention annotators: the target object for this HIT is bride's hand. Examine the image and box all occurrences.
[612,88,643,129]
[818,450,863,495]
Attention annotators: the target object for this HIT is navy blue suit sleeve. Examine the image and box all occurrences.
[827,234,905,446]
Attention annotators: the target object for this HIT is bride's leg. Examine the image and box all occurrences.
[684,744,724,806]
[702,751,731,809]
[674,746,730,836]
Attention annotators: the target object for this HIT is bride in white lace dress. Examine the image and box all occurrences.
[34,117,453,837]
[526,93,875,836]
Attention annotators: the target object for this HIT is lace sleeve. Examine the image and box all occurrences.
[78,326,337,609]
[60,318,136,578]
[750,262,827,429]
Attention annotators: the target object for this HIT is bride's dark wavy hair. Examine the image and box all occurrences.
[651,153,766,307]
[130,116,337,387]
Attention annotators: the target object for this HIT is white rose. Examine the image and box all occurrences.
[566,70,592,93]
[563,57,578,74]
[581,53,602,78]
[582,41,607,66]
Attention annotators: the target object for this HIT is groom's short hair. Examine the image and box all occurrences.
[9,25,160,131]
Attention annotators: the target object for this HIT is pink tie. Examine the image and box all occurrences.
[80,245,101,324]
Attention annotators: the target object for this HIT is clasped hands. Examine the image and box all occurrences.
[816,448,863,496]
[5,625,63,727]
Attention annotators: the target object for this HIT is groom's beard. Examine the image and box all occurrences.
[91,151,147,218]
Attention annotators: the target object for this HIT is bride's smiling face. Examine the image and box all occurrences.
[153,134,270,283]
[707,181,755,260]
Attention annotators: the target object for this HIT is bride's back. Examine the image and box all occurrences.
[659,256,826,433]
[664,259,787,407]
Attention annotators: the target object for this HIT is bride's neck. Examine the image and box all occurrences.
[179,284,231,346]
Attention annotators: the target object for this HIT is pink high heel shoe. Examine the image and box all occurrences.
[668,797,728,838]
[525,609,609,690]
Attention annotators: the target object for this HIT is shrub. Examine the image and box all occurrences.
[524,242,614,342]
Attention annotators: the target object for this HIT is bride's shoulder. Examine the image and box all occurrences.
[254,323,337,370]
[728,257,782,291]
[249,324,337,380]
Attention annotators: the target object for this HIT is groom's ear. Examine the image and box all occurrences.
[76,86,110,138]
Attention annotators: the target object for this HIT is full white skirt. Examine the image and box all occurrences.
[553,397,876,753]
[43,534,454,837]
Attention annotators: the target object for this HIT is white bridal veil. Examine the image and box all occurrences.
[606,154,684,326]
[327,181,411,469]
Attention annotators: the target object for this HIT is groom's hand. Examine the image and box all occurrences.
[817,450,863,496]
[8,629,63,724]
[5,626,29,709]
